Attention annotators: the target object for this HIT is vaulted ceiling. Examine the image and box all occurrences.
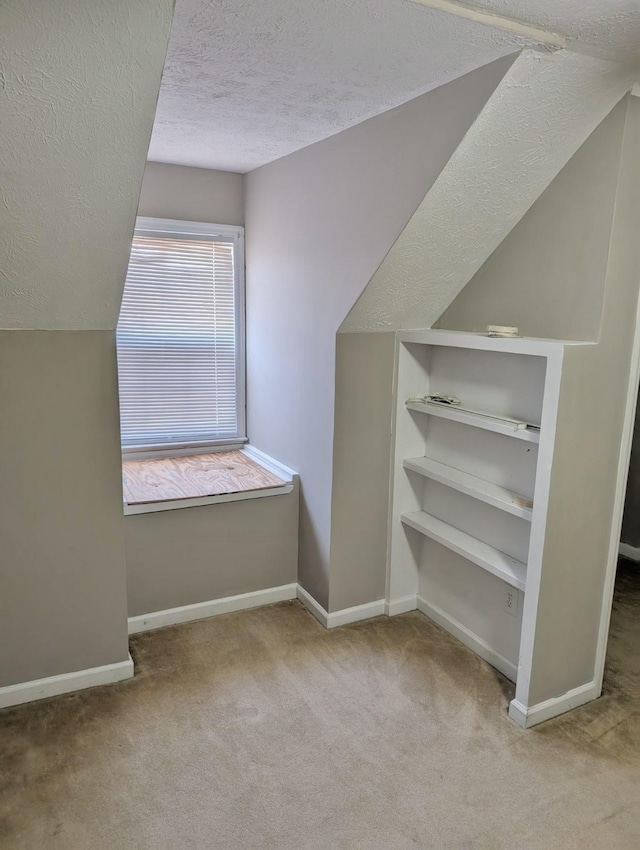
[147,0,640,173]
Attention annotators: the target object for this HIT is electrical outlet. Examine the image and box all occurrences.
[505,588,518,618]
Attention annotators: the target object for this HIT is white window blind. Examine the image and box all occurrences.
[116,218,245,451]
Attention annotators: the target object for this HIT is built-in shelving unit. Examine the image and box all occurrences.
[400,510,527,590]
[405,400,540,443]
[402,456,533,520]
[386,329,595,728]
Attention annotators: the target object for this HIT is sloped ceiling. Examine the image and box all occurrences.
[341,49,636,331]
[148,0,532,172]
[149,0,640,173]
[0,0,175,330]
[467,0,640,61]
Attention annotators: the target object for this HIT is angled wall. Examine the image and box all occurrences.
[436,97,628,339]
[0,0,174,688]
[434,96,640,706]
[328,53,634,614]
[244,57,514,609]
[342,49,634,333]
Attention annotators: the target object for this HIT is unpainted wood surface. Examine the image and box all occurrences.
[122,451,285,505]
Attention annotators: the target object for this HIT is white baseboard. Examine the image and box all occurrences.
[509,680,599,728]
[385,595,418,616]
[329,598,385,628]
[416,595,518,683]
[0,654,134,710]
[128,583,298,634]
[619,542,640,562]
[296,585,330,626]
[296,586,385,628]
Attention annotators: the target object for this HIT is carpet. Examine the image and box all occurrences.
[1,563,638,848]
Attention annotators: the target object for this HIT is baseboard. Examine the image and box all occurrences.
[296,585,330,626]
[416,595,518,683]
[296,586,386,629]
[509,680,600,728]
[0,654,134,710]
[619,542,640,562]
[328,598,385,628]
[385,595,418,616]
[128,583,298,634]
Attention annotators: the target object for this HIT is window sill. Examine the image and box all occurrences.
[123,446,297,516]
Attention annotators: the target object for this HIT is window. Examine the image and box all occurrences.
[116,217,245,453]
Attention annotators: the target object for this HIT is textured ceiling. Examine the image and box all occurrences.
[341,49,634,332]
[468,0,640,61]
[148,0,640,173]
[0,0,174,329]
[148,0,530,172]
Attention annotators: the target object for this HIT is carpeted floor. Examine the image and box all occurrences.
[1,562,639,849]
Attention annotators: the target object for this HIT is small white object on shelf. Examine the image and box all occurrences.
[487,324,519,337]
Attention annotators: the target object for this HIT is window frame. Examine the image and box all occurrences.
[118,216,246,459]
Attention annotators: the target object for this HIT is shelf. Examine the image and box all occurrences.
[400,510,527,591]
[403,457,533,521]
[405,401,540,443]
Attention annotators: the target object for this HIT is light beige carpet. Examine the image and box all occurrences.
[1,562,639,849]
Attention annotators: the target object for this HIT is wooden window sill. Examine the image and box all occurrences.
[123,447,296,516]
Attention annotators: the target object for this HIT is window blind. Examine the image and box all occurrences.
[116,224,243,450]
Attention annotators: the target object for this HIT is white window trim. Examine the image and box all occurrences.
[119,216,246,459]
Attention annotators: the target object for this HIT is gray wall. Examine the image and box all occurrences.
[431,96,640,703]
[245,57,512,610]
[329,96,639,627]
[437,93,640,552]
[126,489,299,616]
[0,0,174,331]
[340,51,632,335]
[329,333,396,611]
[139,162,245,225]
[0,1,173,687]
[528,96,640,703]
[125,163,300,618]
[436,98,626,340]
[0,333,129,685]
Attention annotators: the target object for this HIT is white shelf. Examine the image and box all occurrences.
[400,510,527,591]
[405,401,540,443]
[403,457,533,521]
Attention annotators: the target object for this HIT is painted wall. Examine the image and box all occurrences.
[527,97,640,704]
[327,54,631,619]
[331,94,639,627]
[432,96,640,704]
[436,96,626,340]
[342,50,634,333]
[0,1,174,688]
[0,333,129,686]
[436,84,640,553]
[244,57,513,609]
[124,160,299,618]
[126,489,298,616]
[0,0,175,332]
[138,162,245,225]
[329,333,396,611]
